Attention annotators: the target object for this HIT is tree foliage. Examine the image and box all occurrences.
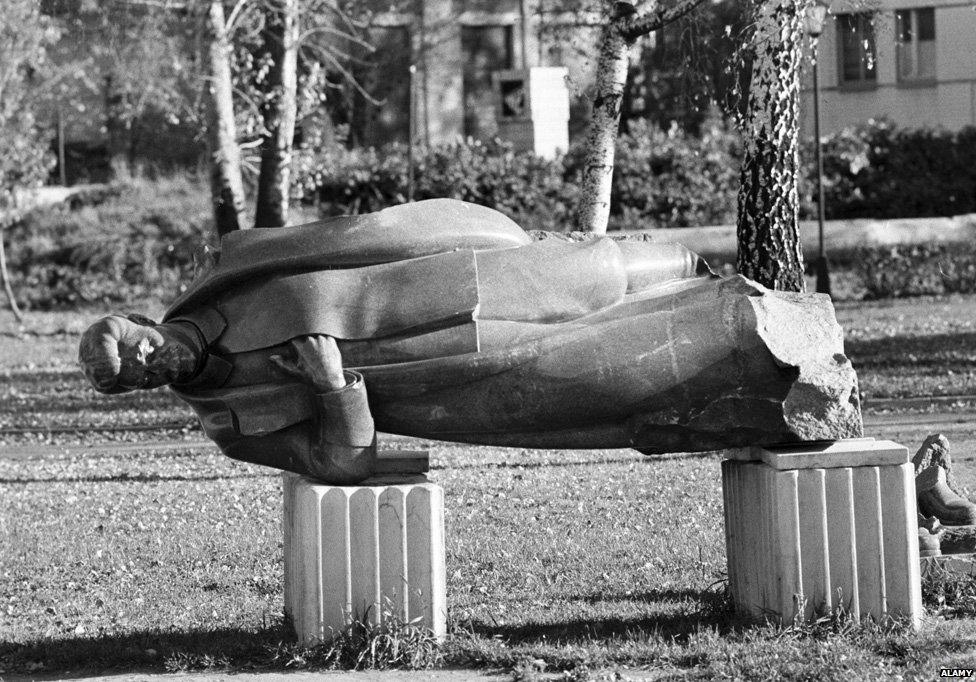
[0,1,59,206]
[0,0,61,321]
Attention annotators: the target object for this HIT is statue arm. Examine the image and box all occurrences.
[270,336,377,483]
[307,370,377,483]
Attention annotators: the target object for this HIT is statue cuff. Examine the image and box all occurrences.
[316,370,375,448]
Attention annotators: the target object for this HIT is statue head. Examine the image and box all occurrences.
[78,315,200,393]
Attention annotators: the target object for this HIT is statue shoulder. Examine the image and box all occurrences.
[166,199,530,320]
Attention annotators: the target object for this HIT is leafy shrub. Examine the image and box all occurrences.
[604,118,740,228]
[298,122,741,232]
[800,119,976,220]
[6,174,213,309]
[297,138,577,232]
[856,242,976,299]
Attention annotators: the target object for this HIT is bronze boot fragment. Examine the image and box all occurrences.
[917,465,976,527]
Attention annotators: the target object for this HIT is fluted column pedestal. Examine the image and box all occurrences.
[282,473,446,643]
[722,439,922,628]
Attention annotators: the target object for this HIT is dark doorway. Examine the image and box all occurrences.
[357,25,412,146]
[461,25,514,138]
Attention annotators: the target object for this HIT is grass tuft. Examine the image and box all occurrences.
[266,605,442,671]
[163,651,231,673]
[922,562,976,618]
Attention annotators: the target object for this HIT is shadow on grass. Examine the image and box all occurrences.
[466,587,734,646]
[0,370,186,414]
[0,624,292,677]
[848,331,976,369]
[0,472,269,484]
[434,452,717,473]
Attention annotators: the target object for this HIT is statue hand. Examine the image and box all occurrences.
[270,335,347,392]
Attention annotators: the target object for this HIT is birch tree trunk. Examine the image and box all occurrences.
[574,0,707,234]
[735,0,807,291]
[205,0,247,238]
[573,14,631,234]
[0,221,23,323]
[254,0,299,228]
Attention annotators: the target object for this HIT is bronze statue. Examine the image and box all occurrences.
[79,199,863,484]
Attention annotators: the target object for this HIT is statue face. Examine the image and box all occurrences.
[79,315,199,393]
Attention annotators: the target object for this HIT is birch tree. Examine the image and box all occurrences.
[574,0,707,234]
[205,0,248,237]
[206,0,387,234]
[734,0,808,291]
[254,0,299,228]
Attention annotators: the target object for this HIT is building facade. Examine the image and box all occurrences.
[365,0,583,153]
[801,0,976,135]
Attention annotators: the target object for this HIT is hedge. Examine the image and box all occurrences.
[7,119,976,309]
[858,242,976,299]
[5,175,213,309]
[296,118,741,232]
[301,119,976,230]
[799,119,976,220]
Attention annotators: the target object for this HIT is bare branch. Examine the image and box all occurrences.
[301,41,383,106]
[618,0,708,41]
[225,0,250,32]
[298,25,375,51]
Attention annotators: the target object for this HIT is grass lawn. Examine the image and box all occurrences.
[3,296,976,679]
[838,295,976,403]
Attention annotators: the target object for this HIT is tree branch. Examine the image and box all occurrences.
[617,0,708,41]
[224,0,250,33]
[298,25,374,51]
[301,42,383,106]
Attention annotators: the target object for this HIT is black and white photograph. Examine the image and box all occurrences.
[2,0,976,679]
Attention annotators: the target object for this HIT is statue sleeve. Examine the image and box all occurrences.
[304,370,377,483]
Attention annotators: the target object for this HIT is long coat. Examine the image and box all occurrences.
[164,199,861,465]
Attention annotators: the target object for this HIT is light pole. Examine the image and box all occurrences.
[408,63,417,203]
[804,0,831,296]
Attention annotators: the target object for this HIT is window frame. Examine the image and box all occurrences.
[835,12,879,90]
[895,7,937,85]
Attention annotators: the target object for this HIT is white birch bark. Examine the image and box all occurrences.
[573,20,630,235]
[574,0,707,235]
[206,0,247,237]
[0,222,23,323]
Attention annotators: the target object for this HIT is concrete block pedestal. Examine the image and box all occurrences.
[722,439,922,628]
[283,472,446,643]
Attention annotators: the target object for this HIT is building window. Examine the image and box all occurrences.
[357,25,412,146]
[896,8,936,82]
[837,13,877,86]
[461,25,514,138]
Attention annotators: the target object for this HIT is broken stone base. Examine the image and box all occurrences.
[921,553,976,577]
[722,439,922,628]
[283,473,446,642]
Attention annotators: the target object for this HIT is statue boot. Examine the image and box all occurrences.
[913,434,976,526]
[916,465,976,526]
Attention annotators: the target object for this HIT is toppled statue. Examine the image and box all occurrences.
[78,199,863,484]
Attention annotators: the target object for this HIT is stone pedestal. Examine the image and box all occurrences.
[722,439,922,628]
[283,473,446,643]
[493,67,569,159]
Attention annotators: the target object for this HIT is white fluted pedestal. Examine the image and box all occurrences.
[282,473,447,643]
[722,439,922,628]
